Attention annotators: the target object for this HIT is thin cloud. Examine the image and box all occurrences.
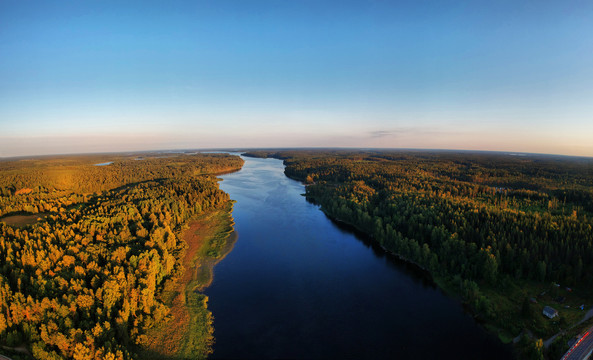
[370,130,396,138]
[369,127,446,139]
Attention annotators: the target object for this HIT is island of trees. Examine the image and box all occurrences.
[244,149,593,360]
[0,153,243,359]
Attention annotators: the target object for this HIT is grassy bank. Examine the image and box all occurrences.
[139,203,237,359]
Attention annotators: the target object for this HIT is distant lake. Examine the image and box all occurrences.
[204,155,514,359]
[93,162,113,166]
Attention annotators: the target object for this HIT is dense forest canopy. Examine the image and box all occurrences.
[0,153,243,359]
[3,148,593,359]
[0,153,242,217]
[245,149,593,359]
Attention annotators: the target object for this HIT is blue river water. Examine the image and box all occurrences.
[204,155,514,359]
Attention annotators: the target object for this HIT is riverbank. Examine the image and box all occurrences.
[139,203,237,359]
[199,153,516,359]
[307,197,524,345]
[307,191,593,358]
[267,149,593,359]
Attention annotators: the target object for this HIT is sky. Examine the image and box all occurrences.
[1,0,592,157]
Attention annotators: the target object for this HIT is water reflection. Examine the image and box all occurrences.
[324,214,436,290]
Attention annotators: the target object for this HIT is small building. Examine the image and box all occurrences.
[543,306,558,319]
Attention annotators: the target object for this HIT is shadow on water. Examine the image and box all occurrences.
[304,193,436,289]
[303,192,515,359]
[323,212,437,290]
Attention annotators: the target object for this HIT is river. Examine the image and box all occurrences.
[204,154,514,359]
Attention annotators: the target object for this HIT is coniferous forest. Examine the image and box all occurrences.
[2,149,593,359]
[244,149,593,359]
[0,153,243,359]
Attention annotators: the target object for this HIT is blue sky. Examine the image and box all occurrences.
[1,0,592,157]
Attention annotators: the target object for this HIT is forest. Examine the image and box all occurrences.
[244,149,593,360]
[0,153,243,359]
[3,149,593,359]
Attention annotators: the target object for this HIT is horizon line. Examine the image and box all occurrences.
[2,146,593,161]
